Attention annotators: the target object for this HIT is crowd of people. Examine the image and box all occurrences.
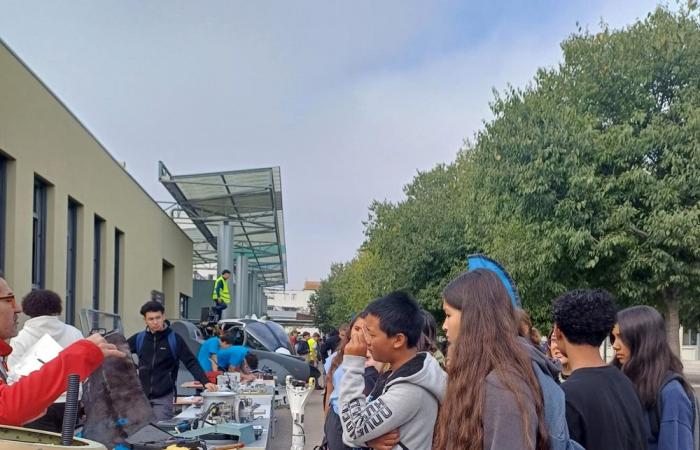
[0,262,697,450]
[310,268,698,450]
[0,277,260,430]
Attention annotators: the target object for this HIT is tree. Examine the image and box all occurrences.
[309,267,339,333]
[311,7,700,353]
[362,163,475,319]
[467,6,700,353]
[309,251,383,330]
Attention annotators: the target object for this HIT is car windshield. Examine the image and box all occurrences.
[244,321,288,352]
[264,321,293,353]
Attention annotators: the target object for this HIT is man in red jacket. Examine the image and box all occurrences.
[0,277,124,426]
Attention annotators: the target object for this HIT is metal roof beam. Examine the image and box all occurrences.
[159,162,286,287]
[158,161,217,249]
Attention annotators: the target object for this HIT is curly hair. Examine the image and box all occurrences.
[552,289,616,347]
[22,289,62,317]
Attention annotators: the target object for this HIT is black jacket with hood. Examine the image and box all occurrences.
[127,325,209,399]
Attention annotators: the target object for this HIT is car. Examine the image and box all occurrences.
[217,318,320,382]
[218,318,293,354]
[171,318,319,389]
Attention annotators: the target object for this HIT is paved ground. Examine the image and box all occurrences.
[269,390,325,450]
[685,371,700,396]
[683,360,700,396]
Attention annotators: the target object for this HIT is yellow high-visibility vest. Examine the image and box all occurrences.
[212,275,231,304]
[308,338,317,359]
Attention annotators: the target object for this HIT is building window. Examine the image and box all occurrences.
[66,199,80,325]
[179,293,190,318]
[113,229,123,314]
[32,177,48,289]
[92,216,104,310]
[0,157,6,277]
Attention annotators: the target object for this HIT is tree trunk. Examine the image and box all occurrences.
[664,289,681,358]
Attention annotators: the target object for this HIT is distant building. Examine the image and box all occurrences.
[303,280,320,290]
[265,281,319,325]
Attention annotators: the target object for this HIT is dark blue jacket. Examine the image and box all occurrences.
[647,380,694,450]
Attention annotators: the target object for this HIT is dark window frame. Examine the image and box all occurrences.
[66,199,79,325]
[92,216,104,310]
[0,157,6,277]
[113,229,123,314]
[32,177,48,289]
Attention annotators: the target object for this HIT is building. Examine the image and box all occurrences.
[267,280,319,314]
[0,40,193,335]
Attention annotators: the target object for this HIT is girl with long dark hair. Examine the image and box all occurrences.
[418,309,446,369]
[612,305,696,450]
[323,312,386,450]
[433,269,549,450]
[325,316,363,412]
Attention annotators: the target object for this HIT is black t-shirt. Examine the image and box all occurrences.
[363,366,380,396]
[562,365,648,450]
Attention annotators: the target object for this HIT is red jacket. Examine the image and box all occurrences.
[0,339,103,425]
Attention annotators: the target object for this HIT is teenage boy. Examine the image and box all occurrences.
[128,301,217,421]
[216,333,248,372]
[197,333,222,373]
[196,332,242,370]
[339,292,446,450]
[552,289,647,450]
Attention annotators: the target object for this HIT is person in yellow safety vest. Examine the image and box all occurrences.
[211,270,232,321]
[307,333,318,367]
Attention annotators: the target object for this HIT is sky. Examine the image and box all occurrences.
[0,1,660,289]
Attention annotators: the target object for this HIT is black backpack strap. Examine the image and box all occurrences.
[650,402,661,438]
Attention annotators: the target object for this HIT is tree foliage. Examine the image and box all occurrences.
[312,7,700,351]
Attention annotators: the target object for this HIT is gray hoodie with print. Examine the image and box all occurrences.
[339,352,446,450]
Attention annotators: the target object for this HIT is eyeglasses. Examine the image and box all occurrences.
[0,294,16,308]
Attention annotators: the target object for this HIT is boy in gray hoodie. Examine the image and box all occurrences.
[339,292,446,450]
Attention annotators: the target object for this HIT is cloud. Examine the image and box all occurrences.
[0,0,661,287]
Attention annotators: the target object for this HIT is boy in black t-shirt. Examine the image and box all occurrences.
[552,289,647,450]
